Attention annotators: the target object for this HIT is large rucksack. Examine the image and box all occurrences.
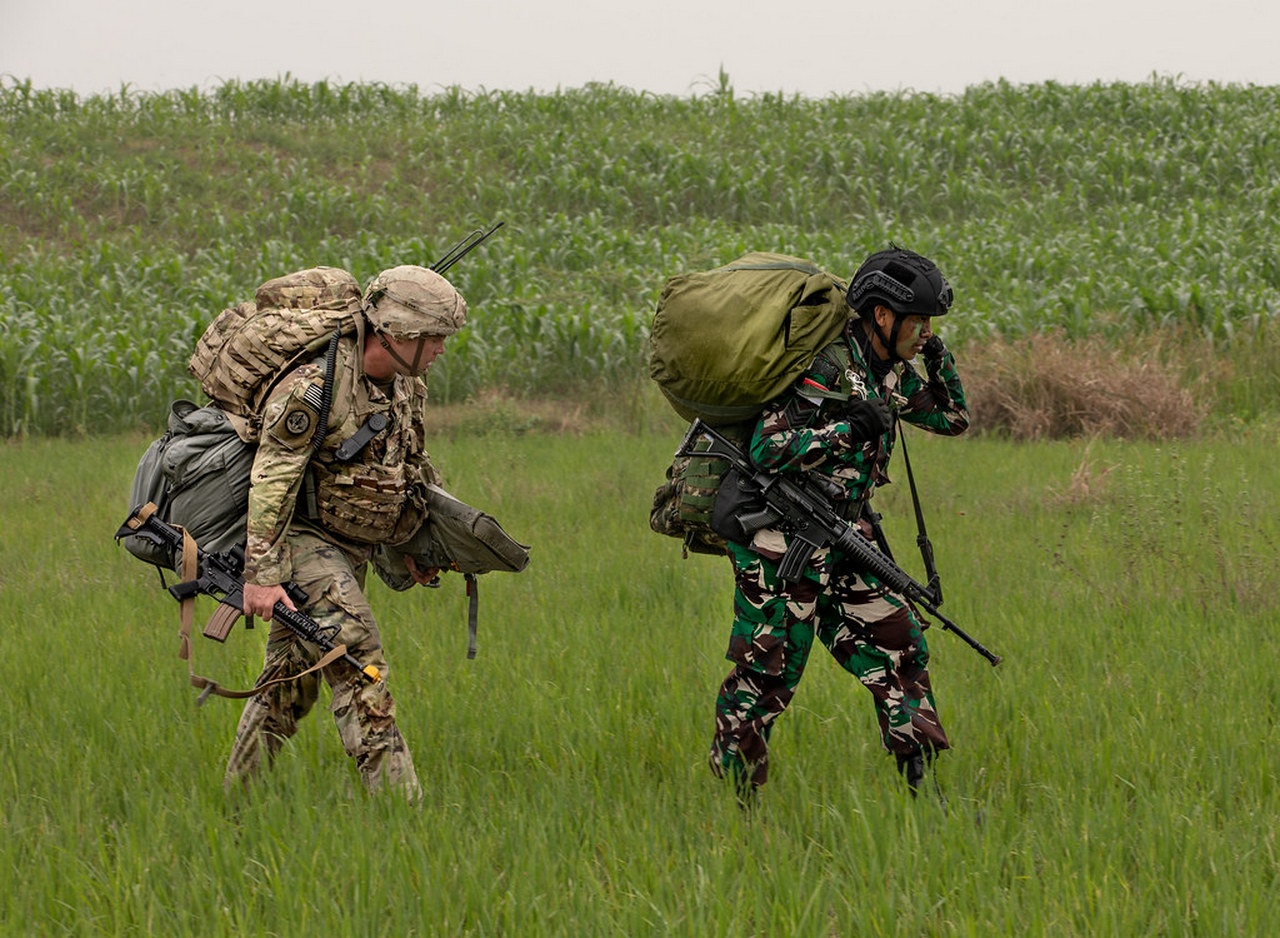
[188,265,363,439]
[648,252,851,426]
[123,399,257,570]
[647,252,852,554]
[123,267,360,570]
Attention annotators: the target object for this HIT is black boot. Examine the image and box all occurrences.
[897,749,949,812]
[896,751,925,797]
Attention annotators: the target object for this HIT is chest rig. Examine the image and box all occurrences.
[300,339,433,546]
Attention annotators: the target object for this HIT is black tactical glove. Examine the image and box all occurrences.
[921,335,947,367]
[844,396,893,442]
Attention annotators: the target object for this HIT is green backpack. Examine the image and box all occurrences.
[123,399,256,570]
[648,252,851,426]
[647,252,852,554]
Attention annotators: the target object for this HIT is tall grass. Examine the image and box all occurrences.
[3,415,1279,934]
[3,75,1280,435]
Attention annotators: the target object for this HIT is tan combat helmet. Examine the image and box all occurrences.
[363,265,468,339]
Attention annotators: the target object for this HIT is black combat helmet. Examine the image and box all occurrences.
[846,246,954,318]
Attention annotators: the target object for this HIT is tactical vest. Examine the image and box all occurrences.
[281,338,435,547]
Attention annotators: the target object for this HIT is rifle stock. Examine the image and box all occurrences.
[678,420,1000,667]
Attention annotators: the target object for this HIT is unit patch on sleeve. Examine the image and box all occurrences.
[267,395,322,450]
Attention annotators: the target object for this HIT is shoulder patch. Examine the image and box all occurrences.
[285,407,312,437]
[266,386,323,451]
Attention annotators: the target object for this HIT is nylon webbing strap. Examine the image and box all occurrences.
[157,509,225,701]
[130,503,361,704]
[465,573,479,659]
[178,527,197,660]
[127,502,195,664]
[127,501,201,668]
[190,643,352,705]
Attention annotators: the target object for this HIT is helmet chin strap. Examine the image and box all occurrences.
[377,333,428,376]
[870,308,907,364]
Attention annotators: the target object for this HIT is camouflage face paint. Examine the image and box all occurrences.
[894,315,931,361]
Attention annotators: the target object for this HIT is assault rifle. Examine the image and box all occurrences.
[678,420,1001,666]
[116,503,381,687]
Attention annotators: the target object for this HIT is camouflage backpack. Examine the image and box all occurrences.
[647,252,852,555]
[123,267,360,570]
[188,266,364,440]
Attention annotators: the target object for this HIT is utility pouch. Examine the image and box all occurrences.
[649,422,752,557]
[710,467,776,544]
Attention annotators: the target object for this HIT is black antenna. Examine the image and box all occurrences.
[430,221,504,275]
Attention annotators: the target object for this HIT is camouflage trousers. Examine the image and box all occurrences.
[709,539,949,790]
[224,531,421,800]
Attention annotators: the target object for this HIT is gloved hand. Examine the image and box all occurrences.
[843,396,893,442]
[921,335,947,367]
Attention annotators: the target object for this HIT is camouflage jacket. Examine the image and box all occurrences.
[749,325,969,514]
[242,336,440,586]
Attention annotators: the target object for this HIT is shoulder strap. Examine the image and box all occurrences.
[894,423,943,605]
[806,340,857,402]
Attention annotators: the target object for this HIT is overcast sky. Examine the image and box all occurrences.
[3,0,1279,99]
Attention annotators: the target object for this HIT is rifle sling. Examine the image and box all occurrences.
[135,500,363,705]
[189,644,353,705]
[894,419,941,599]
[185,601,361,705]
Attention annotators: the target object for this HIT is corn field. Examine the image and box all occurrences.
[3,74,1280,435]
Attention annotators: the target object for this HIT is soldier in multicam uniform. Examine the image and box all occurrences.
[224,265,467,801]
[707,246,970,804]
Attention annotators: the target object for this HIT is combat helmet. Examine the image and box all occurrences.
[845,247,953,319]
[363,265,467,339]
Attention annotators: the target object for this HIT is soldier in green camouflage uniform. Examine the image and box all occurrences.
[225,265,467,800]
[708,247,969,802]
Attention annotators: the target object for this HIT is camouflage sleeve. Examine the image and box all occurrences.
[242,365,325,585]
[748,364,875,478]
[898,344,969,436]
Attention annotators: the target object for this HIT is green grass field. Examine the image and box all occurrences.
[4,409,1279,936]
[5,73,1280,936]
